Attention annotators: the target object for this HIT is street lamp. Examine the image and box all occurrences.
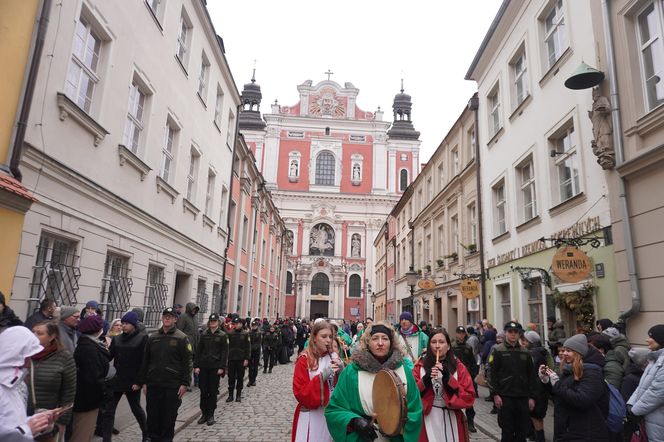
[405,266,419,314]
[370,291,376,319]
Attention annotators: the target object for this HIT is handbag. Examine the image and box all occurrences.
[474,365,488,387]
[630,420,648,442]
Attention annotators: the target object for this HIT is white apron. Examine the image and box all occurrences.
[358,365,408,442]
[420,367,460,442]
[294,354,333,442]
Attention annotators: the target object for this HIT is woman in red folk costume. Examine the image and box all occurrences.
[413,328,475,442]
[292,320,342,442]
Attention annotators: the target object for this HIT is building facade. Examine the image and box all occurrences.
[239,78,421,319]
[10,0,242,326]
[466,0,618,340]
[588,0,664,343]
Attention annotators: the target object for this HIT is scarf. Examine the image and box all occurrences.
[401,325,415,337]
[31,343,58,361]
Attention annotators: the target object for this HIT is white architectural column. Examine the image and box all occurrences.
[373,139,387,192]
[263,128,280,184]
[388,151,397,193]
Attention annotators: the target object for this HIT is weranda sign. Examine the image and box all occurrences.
[460,280,480,299]
[551,246,592,283]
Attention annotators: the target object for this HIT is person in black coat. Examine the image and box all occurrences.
[102,312,148,442]
[72,315,111,442]
[540,334,609,442]
[0,291,23,333]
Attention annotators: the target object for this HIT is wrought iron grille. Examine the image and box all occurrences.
[196,279,208,325]
[144,265,168,327]
[100,254,133,322]
[210,282,221,315]
[29,237,81,314]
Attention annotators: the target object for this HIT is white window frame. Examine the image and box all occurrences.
[64,16,103,113]
[511,46,529,107]
[637,1,664,111]
[488,83,502,137]
[542,0,567,69]
[493,179,507,236]
[186,146,201,202]
[122,81,147,153]
[198,52,210,102]
[204,169,216,217]
[219,185,229,226]
[551,125,581,203]
[452,146,459,176]
[160,118,179,182]
[214,86,224,129]
[517,157,537,223]
[226,111,235,148]
[176,11,192,67]
[467,203,477,246]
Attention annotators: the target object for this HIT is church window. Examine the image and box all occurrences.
[325,127,330,136]
[315,151,335,185]
[311,273,330,296]
[286,271,293,294]
[348,274,361,298]
[400,168,409,191]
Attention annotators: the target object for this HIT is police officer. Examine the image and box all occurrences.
[262,322,279,373]
[135,307,192,442]
[452,326,478,433]
[194,313,228,426]
[489,321,537,442]
[247,318,262,387]
[225,315,250,402]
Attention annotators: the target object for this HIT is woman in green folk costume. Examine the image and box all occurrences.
[325,322,422,442]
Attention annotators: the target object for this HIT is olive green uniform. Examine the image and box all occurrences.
[226,329,251,400]
[194,328,228,419]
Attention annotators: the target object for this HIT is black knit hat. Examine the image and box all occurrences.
[648,324,664,347]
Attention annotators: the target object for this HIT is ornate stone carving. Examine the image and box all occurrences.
[351,233,361,257]
[588,87,615,170]
[309,223,335,256]
[309,87,345,118]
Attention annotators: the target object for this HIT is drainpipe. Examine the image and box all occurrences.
[220,104,242,313]
[468,94,487,321]
[10,0,52,181]
[601,0,641,331]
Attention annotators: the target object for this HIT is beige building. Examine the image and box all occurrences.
[11,0,240,326]
[407,102,481,328]
[589,0,664,342]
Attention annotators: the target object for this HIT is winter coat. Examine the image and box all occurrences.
[551,346,609,441]
[108,327,148,391]
[480,329,496,364]
[603,348,625,389]
[24,311,53,331]
[0,306,23,333]
[396,324,430,362]
[73,334,111,412]
[627,348,664,442]
[28,349,76,425]
[609,334,631,371]
[620,362,644,402]
[176,302,199,352]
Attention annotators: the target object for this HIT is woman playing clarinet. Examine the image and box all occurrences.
[292,320,341,442]
[413,328,475,442]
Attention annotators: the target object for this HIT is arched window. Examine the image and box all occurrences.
[315,151,335,185]
[286,271,293,294]
[348,274,361,298]
[311,273,330,296]
[309,223,335,256]
[400,169,409,191]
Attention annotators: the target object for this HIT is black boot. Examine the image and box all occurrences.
[247,381,252,387]
[263,367,267,373]
[197,413,207,425]
[206,415,215,426]
[467,417,477,433]
[235,390,242,402]
[226,390,234,402]
[535,430,545,442]
[268,367,272,373]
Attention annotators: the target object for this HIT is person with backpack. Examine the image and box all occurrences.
[539,334,611,441]
[627,324,664,442]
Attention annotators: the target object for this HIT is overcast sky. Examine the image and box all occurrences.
[207,1,503,162]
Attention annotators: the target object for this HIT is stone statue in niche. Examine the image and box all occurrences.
[289,160,298,177]
[286,230,294,255]
[309,224,334,256]
[351,234,361,257]
[588,87,615,170]
[352,163,361,181]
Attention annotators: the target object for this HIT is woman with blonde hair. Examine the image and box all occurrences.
[325,321,422,441]
[292,320,341,442]
[104,319,122,347]
[539,333,609,441]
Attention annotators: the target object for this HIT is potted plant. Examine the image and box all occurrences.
[446,252,458,261]
[417,269,422,276]
[425,264,431,272]
[467,243,477,253]
[436,258,445,267]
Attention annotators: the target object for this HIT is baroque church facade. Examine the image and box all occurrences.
[239,75,421,319]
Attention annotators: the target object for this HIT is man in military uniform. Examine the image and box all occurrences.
[225,315,250,402]
[452,326,478,433]
[262,322,279,373]
[135,307,192,442]
[194,313,228,426]
[247,318,262,387]
[489,321,537,442]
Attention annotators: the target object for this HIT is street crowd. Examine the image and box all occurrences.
[1,289,663,442]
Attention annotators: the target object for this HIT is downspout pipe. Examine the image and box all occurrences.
[220,104,242,313]
[468,94,487,320]
[10,0,52,181]
[601,0,641,329]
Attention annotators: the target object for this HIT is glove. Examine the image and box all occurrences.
[422,368,432,387]
[441,365,450,385]
[350,417,378,441]
[549,371,559,386]
[538,371,550,384]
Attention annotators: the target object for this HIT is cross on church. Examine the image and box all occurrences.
[324,69,334,81]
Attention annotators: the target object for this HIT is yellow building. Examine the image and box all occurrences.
[0,0,40,300]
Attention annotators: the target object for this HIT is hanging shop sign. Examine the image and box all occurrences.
[460,279,480,299]
[467,297,480,312]
[418,279,436,290]
[551,246,592,283]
